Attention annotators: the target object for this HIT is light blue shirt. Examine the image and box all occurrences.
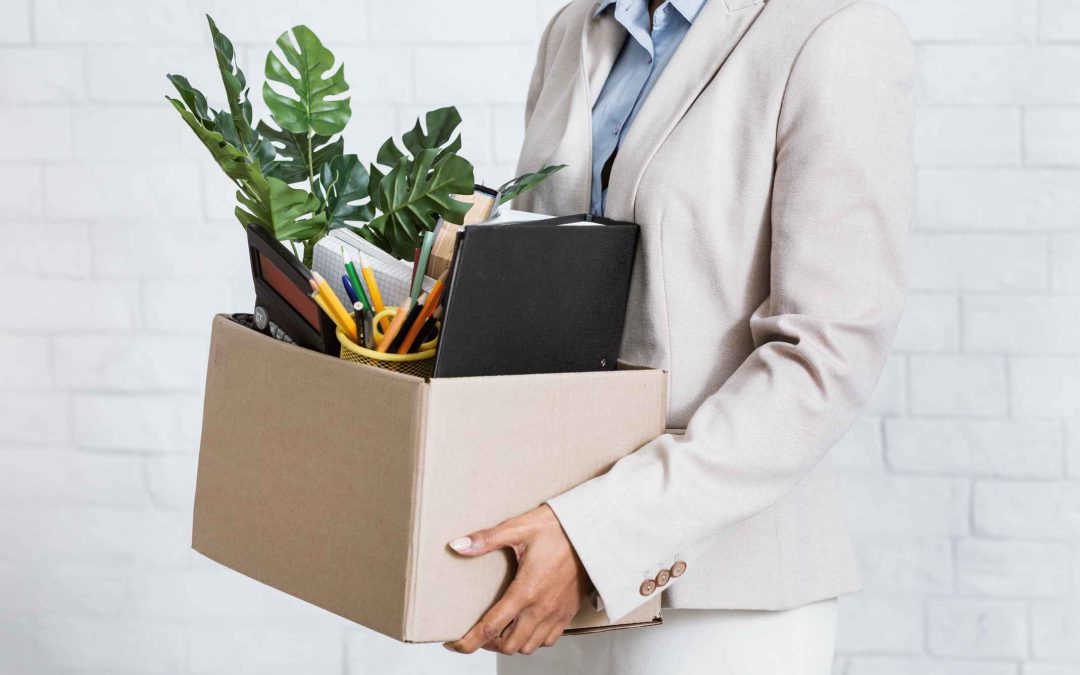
[590,0,707,215]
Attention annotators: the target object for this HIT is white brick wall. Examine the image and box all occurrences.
[0,1,1076,673]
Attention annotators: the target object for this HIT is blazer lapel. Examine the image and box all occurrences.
[582,5,628,108]
[539,4,625,215]
[604,0,766,220]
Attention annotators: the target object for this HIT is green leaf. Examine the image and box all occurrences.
[317,154,375,231]
[375,136,405,169]
[257,120,343,185]
[402,106,462,157]
[376,106,463,169]
[497,165,567,204]
[212,111,277,175]
[168,96,261,185]
[206,15,256,152]
[263,25,351,136]
[236,175,326,242]
[354,224,392,252]
[368,149,473,259]
[166,74,213,127]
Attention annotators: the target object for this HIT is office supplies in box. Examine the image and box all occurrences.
[312,227,436,312]
[192,315,666,643]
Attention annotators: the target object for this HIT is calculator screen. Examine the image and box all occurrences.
[258,251,321,332]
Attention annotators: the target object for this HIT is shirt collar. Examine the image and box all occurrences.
[593,0,708,23]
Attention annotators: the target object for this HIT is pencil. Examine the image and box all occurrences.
[410,231,436,304]
[310,274,357,342]
[376,299,413,353]
[312,292,354,342]
[341,274,359,305]
[345,260,371,312]
[409,246,421,299]
[358,252,388,330]
[397,272,447,354]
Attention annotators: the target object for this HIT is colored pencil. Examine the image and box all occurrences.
[345,260,371,312]
[376,299,413,353]
[397,272,447,354]
[410,231,436,303]
[341,274,359,305]
[358,252,388,331]
[310,273,356,342]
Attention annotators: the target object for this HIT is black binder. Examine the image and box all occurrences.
[433,214,639,378]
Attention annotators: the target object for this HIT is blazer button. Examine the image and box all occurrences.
[639,579,657,596]
[671,561,687,577]
[655,569,671,587]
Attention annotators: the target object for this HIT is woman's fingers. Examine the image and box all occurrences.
[444,580,529,654]
[486,608,545,655]
[519,619,561,655]
[542,622,565,648]
[448,517,527,558]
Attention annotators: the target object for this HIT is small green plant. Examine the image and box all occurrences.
[167,15,563,266]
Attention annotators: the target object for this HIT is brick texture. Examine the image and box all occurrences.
[0,1,1076,673]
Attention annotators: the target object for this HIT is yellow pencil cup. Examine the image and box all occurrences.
[337,307,439,379]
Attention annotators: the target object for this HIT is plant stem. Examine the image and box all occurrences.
[306,132,316,194]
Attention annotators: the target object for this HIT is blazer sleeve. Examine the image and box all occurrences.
[546,2,914,622]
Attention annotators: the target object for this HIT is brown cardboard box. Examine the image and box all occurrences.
[193,315,666,643]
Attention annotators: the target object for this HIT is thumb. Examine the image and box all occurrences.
[448,521,521,557]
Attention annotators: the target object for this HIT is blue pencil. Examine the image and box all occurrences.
[341,274,359,305]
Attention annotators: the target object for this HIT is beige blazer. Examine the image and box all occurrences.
[514,0,913,621]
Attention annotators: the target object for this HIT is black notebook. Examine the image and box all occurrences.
[432,214,639,378]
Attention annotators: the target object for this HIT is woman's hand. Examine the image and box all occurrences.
[443,505,588,655]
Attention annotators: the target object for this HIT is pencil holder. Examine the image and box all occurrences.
[336,307,439,379]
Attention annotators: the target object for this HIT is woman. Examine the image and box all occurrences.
[444,0,913,671]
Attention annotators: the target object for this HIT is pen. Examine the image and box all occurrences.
[353,301,370,349]
[363,308,375,350]
[341,274,359,305]
[389,300,424,353]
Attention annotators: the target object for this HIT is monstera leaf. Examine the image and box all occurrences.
[368,149,473,259]
[167,74,213,127]
[167,96,263,186]
[376,106,463,169]
[263,25,351,136]
[236,175,326,244]
[316,154,375,231]
[207,16,255,150]
[497,165,566,204]
[257,120,343,185]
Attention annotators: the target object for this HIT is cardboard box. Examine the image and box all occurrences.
[193,315,666,643]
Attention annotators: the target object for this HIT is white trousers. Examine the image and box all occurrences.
[496,599,838,675]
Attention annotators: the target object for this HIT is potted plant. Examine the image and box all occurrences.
[166,15,562,267]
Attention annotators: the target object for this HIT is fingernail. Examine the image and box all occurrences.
[442,643,457,652]
[448,537,472,553]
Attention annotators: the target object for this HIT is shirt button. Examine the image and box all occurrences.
[655,569,672,587]
[671,560,688,577]
[613,124,621,135]
[639,579,657,596]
